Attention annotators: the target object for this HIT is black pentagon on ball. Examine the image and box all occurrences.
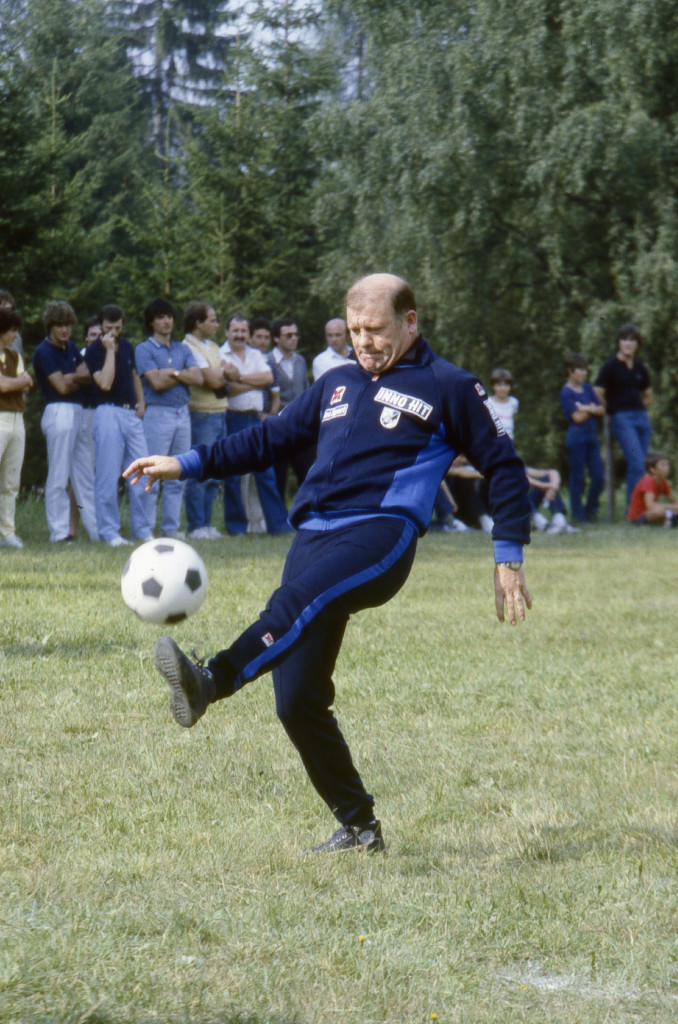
[166,611,188,624]
[185,568,203,593]
[154,543,175,554]
[142,577,163,598]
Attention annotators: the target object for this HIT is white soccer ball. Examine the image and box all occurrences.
[121,539,208,624]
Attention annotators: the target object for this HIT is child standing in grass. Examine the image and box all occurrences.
[0,307,33,548]
[627,450,678,527]
[487,368,519,439]
[559,353,605,524]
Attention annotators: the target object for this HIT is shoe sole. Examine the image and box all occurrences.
[154,636,204,728]
[302,824,386,856]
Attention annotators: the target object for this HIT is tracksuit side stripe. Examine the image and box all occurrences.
[235,521,416,687]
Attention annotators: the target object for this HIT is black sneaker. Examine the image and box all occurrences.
[304,821,386,855]
[153,636,215,728]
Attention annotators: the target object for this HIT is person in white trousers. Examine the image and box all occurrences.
[32,301,98,543]
[0,307,33,547]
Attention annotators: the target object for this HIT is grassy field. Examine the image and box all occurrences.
[1,499,676,1024]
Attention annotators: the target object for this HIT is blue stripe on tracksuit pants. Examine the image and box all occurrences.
[207,516,418,826]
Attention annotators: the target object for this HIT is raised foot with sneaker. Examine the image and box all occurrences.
[153,636,214,727]
[303,820,386,855]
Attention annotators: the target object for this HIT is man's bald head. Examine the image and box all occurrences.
[324,317,349,353]
[345,273,419,374]
[345,273,416,321]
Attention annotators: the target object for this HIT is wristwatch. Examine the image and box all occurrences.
[498,561,523,571]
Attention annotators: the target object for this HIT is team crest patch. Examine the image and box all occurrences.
[373,386,433,421]
[261,632,275,647]
[330,386,346,406]
[380,406,401,430]
[475,382,486,397]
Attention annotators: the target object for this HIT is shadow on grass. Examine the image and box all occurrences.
[26,1012,303,1024]
[509,822,678,863]
[1,639,132,658]
[399,821,677,871]
[2,577,114,593]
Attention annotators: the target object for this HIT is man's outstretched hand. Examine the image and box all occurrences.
[494,564,532,625]
[123,456,182,492]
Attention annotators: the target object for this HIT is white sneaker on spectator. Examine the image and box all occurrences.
[188,527,210,540]
[0,534,24,548]
[480,514,494,535]
[532,512,549,532]
[545,512,572,535]
[443,518,471,533]
[108,535,132,547]
[205,526,224,539]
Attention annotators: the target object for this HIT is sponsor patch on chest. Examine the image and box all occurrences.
[322,403,348,422]
[373,386,433,421]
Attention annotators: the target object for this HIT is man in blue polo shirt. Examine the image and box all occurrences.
[84,304,152,546]
[33,301,98,543]
[135,298,202,538]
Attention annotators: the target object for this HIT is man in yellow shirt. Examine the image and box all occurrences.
[182,303,240,539]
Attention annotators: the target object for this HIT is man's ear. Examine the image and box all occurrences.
[406,310,418,337]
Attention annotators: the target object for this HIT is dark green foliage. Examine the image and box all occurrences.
[315,0,678,464]
[4,0,678,485]
[174,0,338,341]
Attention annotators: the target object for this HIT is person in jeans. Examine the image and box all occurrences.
[182,302,240,539]
[84,304,152,546]
[594,324,652,510]
[135,298,202,538]
[560,353,605,524]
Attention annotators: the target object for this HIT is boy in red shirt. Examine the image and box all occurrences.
[627,450,678,526]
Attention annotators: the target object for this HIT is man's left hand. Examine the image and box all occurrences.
[494,564,532,625]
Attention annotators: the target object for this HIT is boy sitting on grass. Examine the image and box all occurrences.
[627,450,678,527]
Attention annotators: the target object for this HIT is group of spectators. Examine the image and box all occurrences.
[0,292,354,548]
[0,293,675,549]
[429,321,676,535]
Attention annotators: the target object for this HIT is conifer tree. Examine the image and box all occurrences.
[178,0,336,334]
[9,0,155,319]
[108,0,239,149]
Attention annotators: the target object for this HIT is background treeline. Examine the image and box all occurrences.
[3,0,678,489]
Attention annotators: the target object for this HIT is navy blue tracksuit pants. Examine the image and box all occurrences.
[207,516,418,826]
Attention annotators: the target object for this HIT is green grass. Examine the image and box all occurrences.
[1,500,676,1023]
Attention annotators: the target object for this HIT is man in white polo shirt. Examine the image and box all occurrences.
[312,317,353,381]
[219,315,291,535]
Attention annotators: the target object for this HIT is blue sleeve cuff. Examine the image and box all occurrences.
[493,540,524,564]
[176,449,202,480]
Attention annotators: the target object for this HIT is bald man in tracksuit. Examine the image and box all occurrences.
[125,274,532,854]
